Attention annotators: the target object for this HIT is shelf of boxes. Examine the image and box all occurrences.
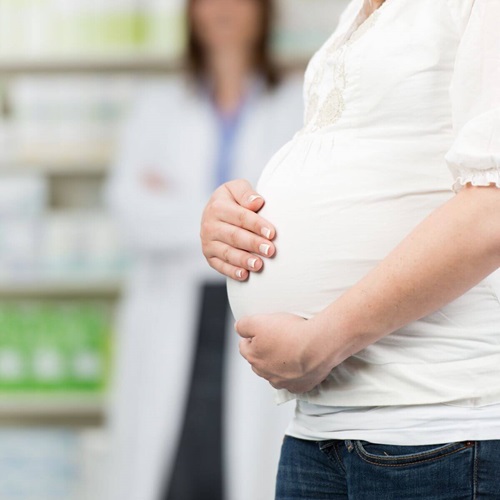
[0,300,114,427]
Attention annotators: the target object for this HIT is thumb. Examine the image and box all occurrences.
[234,317,255,339]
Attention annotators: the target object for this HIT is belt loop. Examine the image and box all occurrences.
[345,440,354,453]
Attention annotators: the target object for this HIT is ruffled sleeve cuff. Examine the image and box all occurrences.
[448,167,500,193]
[446,108,500,192]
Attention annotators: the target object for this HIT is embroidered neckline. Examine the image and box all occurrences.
[331,2,385,54]
[300,5,385,135]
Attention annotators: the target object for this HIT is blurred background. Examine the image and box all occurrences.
[0,1,349,499]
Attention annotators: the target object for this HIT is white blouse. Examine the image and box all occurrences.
[227,0,500,410]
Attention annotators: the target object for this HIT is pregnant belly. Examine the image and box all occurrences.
[227,154,452,321]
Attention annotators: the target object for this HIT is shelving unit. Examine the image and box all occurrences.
[0,24,169,452]
[0,277,123,299]
[0,55,310,76]
[0,162,110,177]
[0,394,104,426]
[0,276,114,430]
[0,56,183,75]
[0,277,114,431]
[0,2,352,498]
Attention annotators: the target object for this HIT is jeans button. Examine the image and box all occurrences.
[345,440,354,453]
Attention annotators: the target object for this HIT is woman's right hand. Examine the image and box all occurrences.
[201,179,276,281]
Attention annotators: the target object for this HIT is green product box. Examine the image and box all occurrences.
[0,302,111,394]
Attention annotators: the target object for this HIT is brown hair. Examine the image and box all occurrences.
[185,0,281,90]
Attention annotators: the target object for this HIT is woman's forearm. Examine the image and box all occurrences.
[315,185,500,369]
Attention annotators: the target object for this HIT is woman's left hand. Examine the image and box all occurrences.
[235,313,333,394]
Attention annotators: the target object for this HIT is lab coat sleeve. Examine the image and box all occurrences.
[105,89,207,254]
[445,0,500,192]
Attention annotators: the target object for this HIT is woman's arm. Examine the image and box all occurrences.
[315,185,500,365]
[237,185,500,394]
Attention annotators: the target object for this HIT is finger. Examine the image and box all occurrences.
[206,241,264,272]
[206,257,249,281]
[210,223,276,258]
[208,189,276,241]
[224,179,266,211]
[206,241,267,273]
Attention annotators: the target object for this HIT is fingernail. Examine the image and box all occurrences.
[261,227,272,239]
[236,269,243,278]
[259,244,270,256]
[248,258,258,269]
[248,195,263,203]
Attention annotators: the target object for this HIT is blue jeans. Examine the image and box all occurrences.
[276,436,500,499]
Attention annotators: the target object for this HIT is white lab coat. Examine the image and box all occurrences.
[105,74,304,500]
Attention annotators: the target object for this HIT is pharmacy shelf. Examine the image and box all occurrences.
[0,55,308,75]
[0,161,109,177]
[0,55,182,75]
[0,394,105,426]
[0,277,124,299]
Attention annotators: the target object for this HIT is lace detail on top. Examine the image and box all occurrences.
[301,9,382,135]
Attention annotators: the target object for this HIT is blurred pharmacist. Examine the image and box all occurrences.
[105,1,303,500]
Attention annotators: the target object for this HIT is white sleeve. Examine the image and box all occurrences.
[105,89,206,255]
[445,0,500,192]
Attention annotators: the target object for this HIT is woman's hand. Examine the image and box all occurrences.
[201,179,277,281]
[235,313,334,394]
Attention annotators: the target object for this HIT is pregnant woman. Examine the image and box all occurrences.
[201,0,500,498]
